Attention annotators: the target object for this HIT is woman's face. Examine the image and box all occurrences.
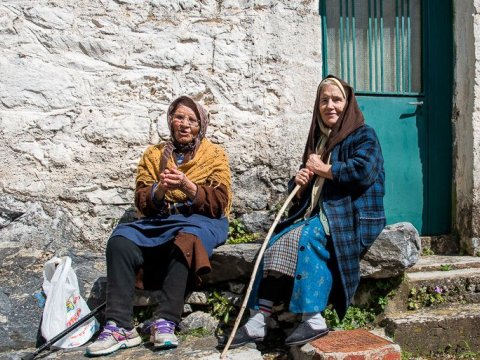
[171,104,200,144]
[318,84,346,128]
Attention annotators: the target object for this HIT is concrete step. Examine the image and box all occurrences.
[406,266,480,303]
[382,302,480,356]
[407,255,480,273]
[384,256,480,313]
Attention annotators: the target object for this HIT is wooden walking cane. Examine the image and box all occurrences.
[220,184,301,358]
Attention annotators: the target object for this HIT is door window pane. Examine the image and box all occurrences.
[322,0,422,94]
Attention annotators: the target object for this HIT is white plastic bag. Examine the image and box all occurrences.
[41,256,99,348]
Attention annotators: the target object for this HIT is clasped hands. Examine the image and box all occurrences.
[154,166,197,200]
[294,154,332,186]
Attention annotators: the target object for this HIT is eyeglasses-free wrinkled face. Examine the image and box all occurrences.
[171,104,200,144]
[318,84,347,128]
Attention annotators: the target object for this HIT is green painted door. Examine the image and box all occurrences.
[320,0,452,235]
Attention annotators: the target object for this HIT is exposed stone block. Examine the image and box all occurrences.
[292,329,401,360]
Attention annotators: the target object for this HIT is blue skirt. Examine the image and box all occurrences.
[110,213,229,257]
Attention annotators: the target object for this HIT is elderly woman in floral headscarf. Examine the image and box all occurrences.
[228,75,385,348]
[87,96,232,357]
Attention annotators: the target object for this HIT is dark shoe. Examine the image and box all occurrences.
[284,322,329,346]
[221,326,264,349]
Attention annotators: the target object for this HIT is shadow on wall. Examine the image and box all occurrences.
[117,207,138,225]
[87,277,107,326]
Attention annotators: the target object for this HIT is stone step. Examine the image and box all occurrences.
[381,302,480,356]
[384,257,480,313]
[407,255,480,273]
[406,266,480,299]
[291,329,401,360]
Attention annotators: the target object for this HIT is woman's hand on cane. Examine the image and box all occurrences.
[295,168,314,186]
[306,154,333,180]
[294,168,313,198]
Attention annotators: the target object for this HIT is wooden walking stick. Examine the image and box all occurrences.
[220,184,301,358]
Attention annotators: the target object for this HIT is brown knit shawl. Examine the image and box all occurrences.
[302,75,365,165]
[160,96,209,171]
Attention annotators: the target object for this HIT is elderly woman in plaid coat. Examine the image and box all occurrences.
[230,75,385,348]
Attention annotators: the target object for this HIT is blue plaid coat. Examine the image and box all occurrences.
[277,124,385,319]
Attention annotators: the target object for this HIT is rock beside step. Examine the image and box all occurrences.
[360,222,421,279]
[291,329,401,360]
[382,303,480,356]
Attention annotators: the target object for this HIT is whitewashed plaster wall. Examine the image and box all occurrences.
[0,1,323,252]
[453,0,480,255]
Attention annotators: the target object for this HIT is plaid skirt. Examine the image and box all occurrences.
[263,223,305,277]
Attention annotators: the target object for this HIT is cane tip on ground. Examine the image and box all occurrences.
[203,347,263,360]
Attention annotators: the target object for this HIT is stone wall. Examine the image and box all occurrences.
[0,0,323,253]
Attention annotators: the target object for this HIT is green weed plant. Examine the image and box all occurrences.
[422,247,435,256]
[322,277,401,330]
[439,264,454,271]
[208,290,235,324]
[226,219,259,244]
[407,286,445,310]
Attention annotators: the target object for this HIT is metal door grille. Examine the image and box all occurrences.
[321,0,422,94]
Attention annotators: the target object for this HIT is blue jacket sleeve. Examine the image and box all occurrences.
[330,126,383,190]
